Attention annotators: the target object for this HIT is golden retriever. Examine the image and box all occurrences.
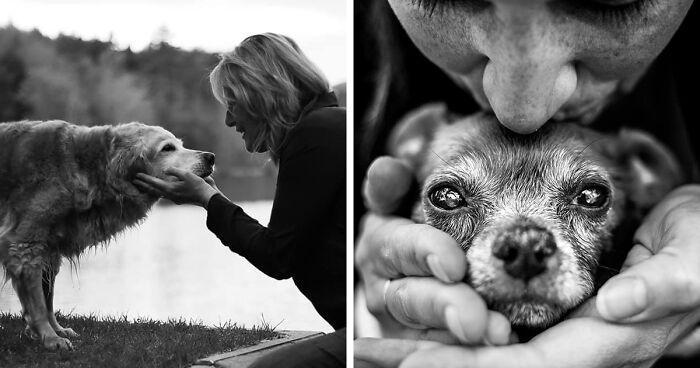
[0,120,215,350]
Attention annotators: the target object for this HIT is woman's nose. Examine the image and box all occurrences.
[225,110,236,127]
[480,13,577,134]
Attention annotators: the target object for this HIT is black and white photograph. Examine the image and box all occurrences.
[354,1,700,368]
[0,0,346,367]
[5,0,700,367]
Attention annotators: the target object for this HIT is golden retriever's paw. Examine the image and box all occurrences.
[55,327,79,338]
[23,326,40,340]
[43,335,73,351]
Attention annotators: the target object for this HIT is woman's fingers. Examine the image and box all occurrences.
[363,156,414,214]
[133,177,165,196]
[164,166,194,180]
[134,173,169,189]
[384,277,510,345]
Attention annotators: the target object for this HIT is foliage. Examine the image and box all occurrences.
[0,25,276,200]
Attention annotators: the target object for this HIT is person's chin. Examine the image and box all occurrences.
[243,141,268,154]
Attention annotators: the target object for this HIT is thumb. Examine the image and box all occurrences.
[596,243,700,322]
[164,166,191,180]
[363,156,414,214]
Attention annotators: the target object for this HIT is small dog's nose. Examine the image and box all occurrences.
[202,152,215,166]
[492,223,557,281]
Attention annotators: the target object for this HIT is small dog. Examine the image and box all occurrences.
[0,120,215,350]
[388,104,683,330]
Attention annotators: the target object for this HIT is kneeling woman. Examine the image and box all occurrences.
[135,33,346,367]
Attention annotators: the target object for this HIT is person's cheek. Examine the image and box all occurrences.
[571,2,692,82]
[388,1,489,104]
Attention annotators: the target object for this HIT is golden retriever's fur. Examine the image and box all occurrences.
[0,120,214,350]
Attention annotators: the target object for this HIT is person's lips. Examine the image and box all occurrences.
[553,97,611,124]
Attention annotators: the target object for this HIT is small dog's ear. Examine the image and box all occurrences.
[107,135,148,197]
[387,103,451,171]
[605,129,684,213]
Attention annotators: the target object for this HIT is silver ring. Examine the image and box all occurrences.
[383,279,392,311]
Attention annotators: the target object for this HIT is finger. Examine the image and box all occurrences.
[132,179,161,196]
[385,277,508,344]
[358,214,468,323]
[164,166,191,180]
[364,156,414,214]
[358,214,467,282]
[400,343,543,368]
[401,317,669,368]
[485,311,511,346]
[665,325,700,358]
[355,338,440,368]
[133,175,170,192]
[597,244,700,322]
[599,189,700,321]
[393,329,460,345]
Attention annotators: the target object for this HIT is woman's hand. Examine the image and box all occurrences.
[133,167,220,207]
[356,157,512,346]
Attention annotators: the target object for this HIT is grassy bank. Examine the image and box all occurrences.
[0,312,279,368]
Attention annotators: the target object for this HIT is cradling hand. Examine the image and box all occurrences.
[596,184,700,358]
[355,157,512,367]
[133,167,220,207]
[362,184,700,368]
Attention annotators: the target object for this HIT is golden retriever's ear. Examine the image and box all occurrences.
[387,103,451,171]
[599,129,684,215]
[107,134,149,197]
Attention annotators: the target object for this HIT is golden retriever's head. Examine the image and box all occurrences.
[107,122,215,197]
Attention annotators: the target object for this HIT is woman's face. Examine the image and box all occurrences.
[388,0,693,133]
[226,104,268,153]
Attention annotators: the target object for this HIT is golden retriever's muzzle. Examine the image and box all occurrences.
[195,151,215,177]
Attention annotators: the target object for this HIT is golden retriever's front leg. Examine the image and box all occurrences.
[43,256,78,338]
[7,242,73,351]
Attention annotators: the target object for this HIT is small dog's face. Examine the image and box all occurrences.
[389,105,682,328]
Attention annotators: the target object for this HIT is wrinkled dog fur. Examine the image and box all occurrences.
[388,104,683,330]
[0,120,215,350]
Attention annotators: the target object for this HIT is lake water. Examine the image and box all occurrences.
[0,202,332,333]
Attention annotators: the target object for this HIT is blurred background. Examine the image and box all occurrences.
[0,0,345,333]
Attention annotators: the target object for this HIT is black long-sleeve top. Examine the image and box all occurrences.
[206,92,346,330]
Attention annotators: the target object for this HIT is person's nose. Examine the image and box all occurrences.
[481,9,577,134]
[225,110,236,127]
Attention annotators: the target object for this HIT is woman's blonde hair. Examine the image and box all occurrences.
[210,33,329,161]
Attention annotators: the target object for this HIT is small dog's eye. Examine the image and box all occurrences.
[574,185,610,208]
[161,144,176,152]
[428,186,465,210]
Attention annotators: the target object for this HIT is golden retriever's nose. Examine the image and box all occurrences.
[202,152,215,166]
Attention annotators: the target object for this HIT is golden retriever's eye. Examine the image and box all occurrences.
[161,144,176,152]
